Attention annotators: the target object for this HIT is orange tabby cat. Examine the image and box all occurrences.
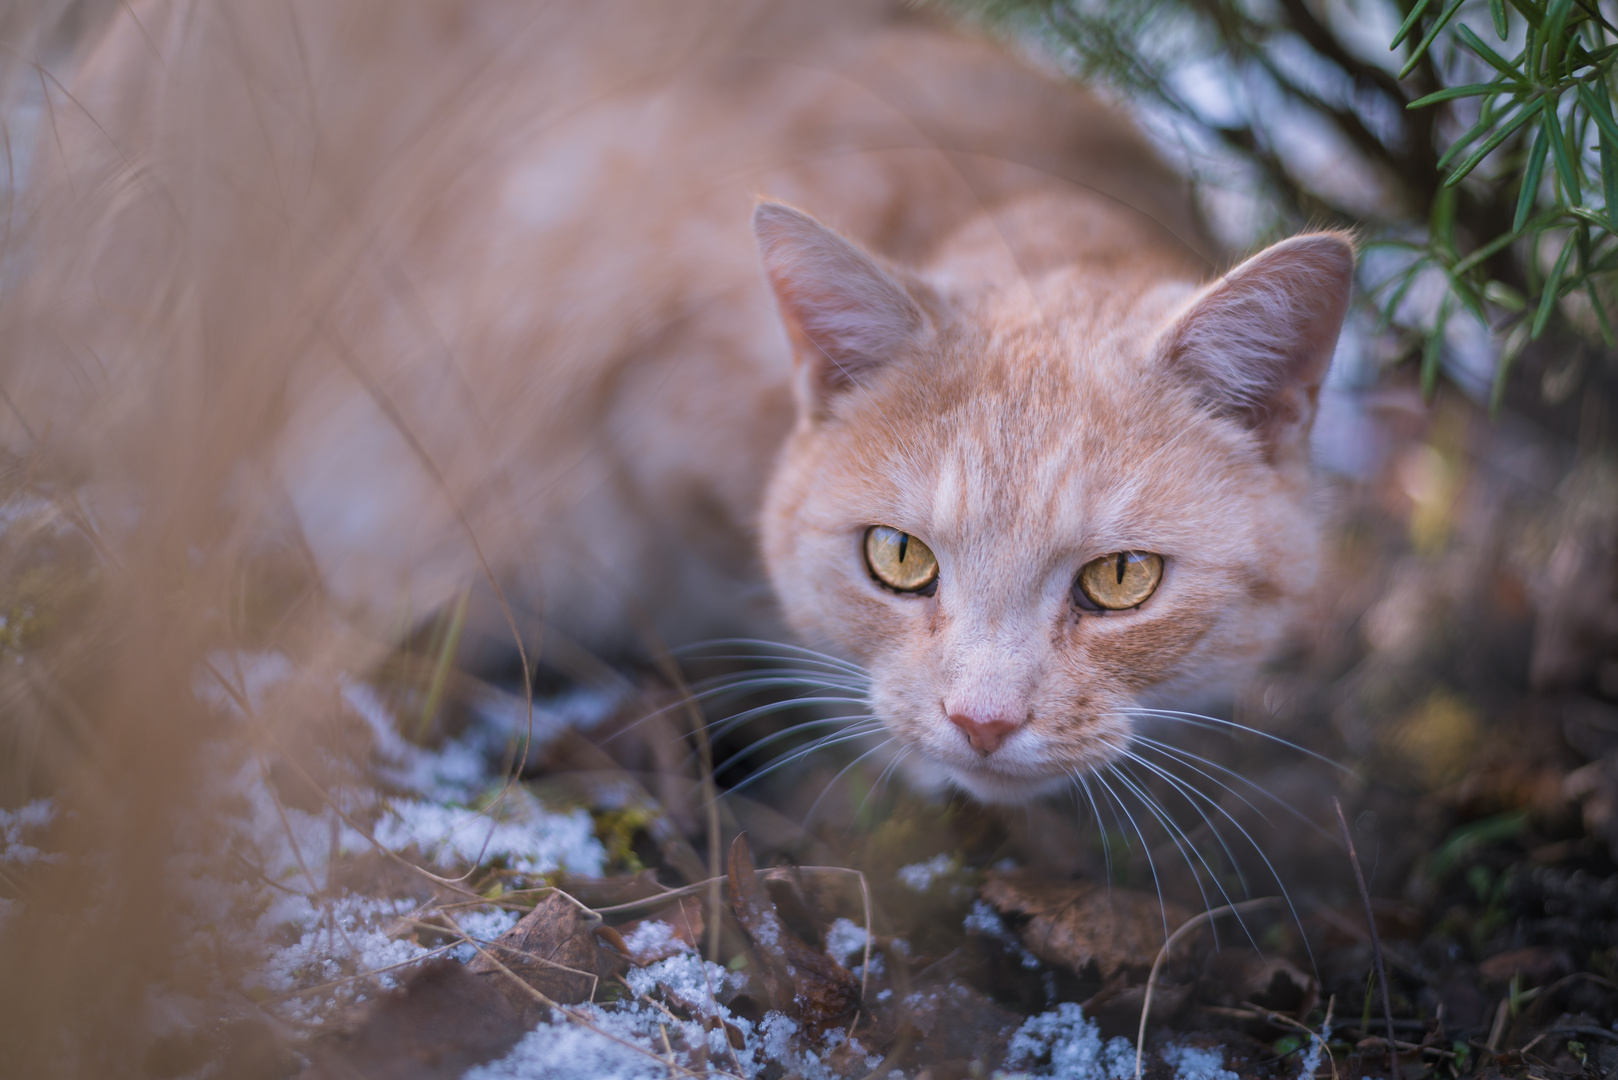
[2,0,1351,804]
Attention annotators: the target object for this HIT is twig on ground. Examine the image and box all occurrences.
[439,909,743,1080]
[1487,998,1510,1053]
[1135,897,1285,1080]
[268,940,463,1002]
[1334,797,1398,1080]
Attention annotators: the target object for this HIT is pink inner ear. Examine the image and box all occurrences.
[1163,233,1354,455]
[753,201,925,398]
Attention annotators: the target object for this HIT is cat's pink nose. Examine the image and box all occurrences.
[948,710,1020,756]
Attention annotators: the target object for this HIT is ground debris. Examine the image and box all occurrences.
[982,869,1191,980]
[727,832,860,1039]
[302,958,535,1080]
[467,892,624,1006]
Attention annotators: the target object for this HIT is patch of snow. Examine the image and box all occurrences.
[1000,1002,1135,1079]
[451,906,522,962]
[1294,1013,1331,1080]
[625,953,745,1016]
[249,894,427,1022]
[464,1001,707,1080]
[1162,1043,1239,1080]
[0,798,57,865]
[363,796,605,877]
[965,899,1041,970]
[896,853,953,891]
[620,919,691,961]
[824,917,867,967]
[749,914,779,948]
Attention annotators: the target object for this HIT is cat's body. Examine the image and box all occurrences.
[4,0,1350,803]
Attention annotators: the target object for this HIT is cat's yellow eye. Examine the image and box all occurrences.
[1076,551,1163,611]
[864,525,939,593]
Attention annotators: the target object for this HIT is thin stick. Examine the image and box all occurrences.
[1135,897,1283,1080]
[439,911,741,1080]
[1334,798,1398,1080]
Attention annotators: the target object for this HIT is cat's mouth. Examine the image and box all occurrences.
[933,758,1074,805]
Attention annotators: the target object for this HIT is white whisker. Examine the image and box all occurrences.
[1093,770,1171,941]
[709,715,882,776]
[1105,763,1240,950]
[1123,709,1350,774]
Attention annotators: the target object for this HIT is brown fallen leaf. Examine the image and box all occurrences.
[892,979,1020,1073]
[727,833,859,1038]
[981,869,1191,978]
[1199,953,1318,1014]
[469,892,623,1006]
[1478,945,1573,986]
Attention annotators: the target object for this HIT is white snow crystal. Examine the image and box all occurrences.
[451,906,522,962]
[620,919,691,961]
[824,917,867,967]
[1000,1002,1135,1080]
[896,853,953,891]
[625,954,745,1016]
[1295,1015,1331,1080]
[0,798,56,865]
[463,1003,695,1080]
[965,899,1041,969]
[364,797,605,877]
[250,894,428,1021]
[1162,1043,1239,1080]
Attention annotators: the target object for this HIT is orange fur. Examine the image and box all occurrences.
[3,0,1351,805]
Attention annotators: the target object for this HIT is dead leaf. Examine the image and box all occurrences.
[1478,945,1572,986]
[892,979,1020,1073]
[727,833,859,1038]
[469,892,622,1006]
[1199,953,1318,1013]
[982,870,1191,978]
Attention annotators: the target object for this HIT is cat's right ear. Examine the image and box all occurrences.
[754,201,929,418]
[1159,232,1354,464]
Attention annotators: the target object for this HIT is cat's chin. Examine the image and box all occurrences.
[903,757,1073,807]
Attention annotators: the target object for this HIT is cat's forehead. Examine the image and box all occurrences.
[842,320,1256,556]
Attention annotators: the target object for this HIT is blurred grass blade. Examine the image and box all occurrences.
[1490,323,1530,413]
[1421,295,1451,399]
[1514,124,1550,232]
[1578,84,1618,225]
[1455,24,1529,83]
[1391,0,1434,49]
[1409,83,1511,108]
[1444,100,1544,185]
[1587,277,1616,347]
[1432,183,1457,249]
[1401,0,1467,78]
[1544,0,1575,77]
[1438,98,1513,172]
[1446,269,1489,326]
[1453,226,1524,277]
[1503,0,1543,31]
[1378,263,1425,332]
[1489,0,1508,39]
[1531,233,1575,338]
[1544,99,1582,203]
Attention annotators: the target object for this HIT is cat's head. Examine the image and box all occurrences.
[753,201,1352,805]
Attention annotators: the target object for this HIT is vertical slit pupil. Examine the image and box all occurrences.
[1115,551,1127,584]
[898,533,910,563]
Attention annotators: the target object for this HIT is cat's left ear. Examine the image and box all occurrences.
[754,201,930,418]
[1159,233,1354,463]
